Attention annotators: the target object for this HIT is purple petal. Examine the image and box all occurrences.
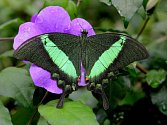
[70,18,95,36]
[14,6,71,50]
[31,14,38,23]
[30,64,62,94]
[34,6,71,33]
[13,22,42,50]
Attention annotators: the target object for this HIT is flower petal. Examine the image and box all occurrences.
[14,6,96,93]
[31,14,38,23]
[13,22,42,50]
[34,6,71,33]
[30,64,62,94]
[14,6,71,50]
[70,18,95,36]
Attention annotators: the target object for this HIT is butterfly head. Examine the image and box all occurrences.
[81,29,88,37]
[77,76,89,85]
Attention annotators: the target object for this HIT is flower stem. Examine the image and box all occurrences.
[77,0,82,6]
[26,91,48,125]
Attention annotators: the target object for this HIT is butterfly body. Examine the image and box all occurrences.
[14,31,149,109]
[80,31,88,71]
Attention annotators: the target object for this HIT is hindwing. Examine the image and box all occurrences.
[86,33,149,81]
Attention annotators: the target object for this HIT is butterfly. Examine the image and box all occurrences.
[14,30,149,110]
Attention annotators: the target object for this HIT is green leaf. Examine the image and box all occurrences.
[148,40,167,60]
[157,0,167,12]
[44,0,68,8]
[151,86,167,115]
[146,69,166,88]
[38,100,99,125]
[0,67,34,107]
[12,108,40,125]
[147,38,167,70]
[1,0,31,11]
[143,0,149,9]
[103,119,110,125]
[136,6,147,19]
[118,90,145,105]
[0,101,13,125]
[69,87,98,108]
[100,0,112,6]
[96,109,107,124]
[112,0,143,28]
[152,20,167,34]
[66,0,78,19]
[0,50,14,58]
[0,18,19,30]
[37,118,48,125]
[105,77,129,109]
[146,0,159,11]
[44,0,77,19]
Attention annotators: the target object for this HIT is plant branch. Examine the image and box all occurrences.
[136,63,148,74]
[0,37,14,42]
[156,34,167,43]
[26,91,48,125]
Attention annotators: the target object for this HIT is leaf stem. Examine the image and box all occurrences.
[135,16,151,74]
[0,37,14,42]
[136,16,150,40]
[26,91,48,125]
[0,18,18,30]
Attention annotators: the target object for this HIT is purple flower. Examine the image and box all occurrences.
[14,6,95,94]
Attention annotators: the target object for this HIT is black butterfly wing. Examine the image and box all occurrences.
[14,33,81,83]
[86,33,149,81]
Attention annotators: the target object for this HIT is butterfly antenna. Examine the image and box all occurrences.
[78,19,85,31]
[74,13,94,33]
[73,14,84,31]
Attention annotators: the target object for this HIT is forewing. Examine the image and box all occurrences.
[87,33,149,81]
[14,33,81,83]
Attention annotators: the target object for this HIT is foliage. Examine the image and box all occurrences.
[0,0,167,125]
[0,101,13,125]
[38,100,99,125]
